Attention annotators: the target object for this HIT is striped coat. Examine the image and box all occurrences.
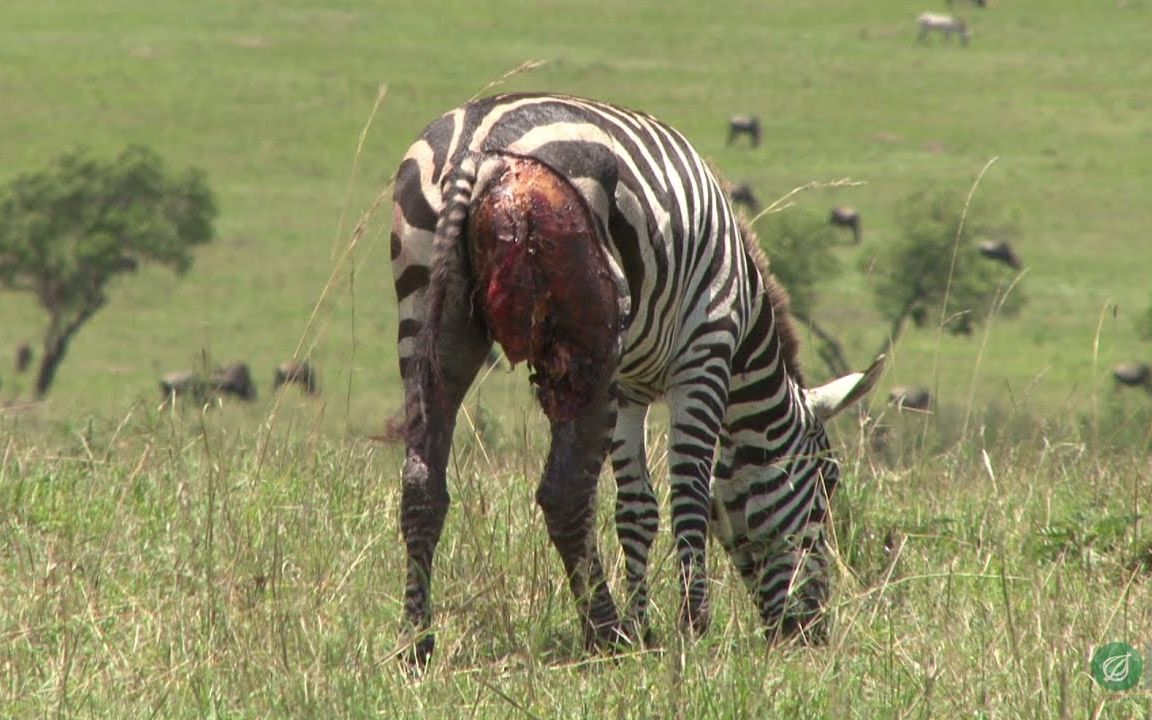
[390,93,881,665]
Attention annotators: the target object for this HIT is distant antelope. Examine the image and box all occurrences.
[828,206,862,244]
[727,114,761,147]
[917,12,970,45]
[273,360,319,395]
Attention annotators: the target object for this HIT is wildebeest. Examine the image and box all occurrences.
[727,114,761,147]
[728,182,761,213]
[273,360,319,395]
[829,206,862,244]
[214,362,257,401]
[159,371,211,406]
[917,12,970,45]
[977,240,1022,270]
[15,343,33,373]
[1112,362,1151,389]
[888,386,932,412]
[158,362,257,407]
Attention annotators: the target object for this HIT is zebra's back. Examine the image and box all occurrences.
[393,93,756,400]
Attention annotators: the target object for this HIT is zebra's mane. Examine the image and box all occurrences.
[734,212,807,388]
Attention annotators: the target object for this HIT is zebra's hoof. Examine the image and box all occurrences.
[620,619,658,649]
[402,633,436,674]
[764,613,828,646]
[678,605,712,638]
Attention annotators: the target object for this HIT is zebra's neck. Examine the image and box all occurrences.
[721,286,821,475]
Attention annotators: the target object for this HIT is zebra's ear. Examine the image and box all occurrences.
[805,354,887,422]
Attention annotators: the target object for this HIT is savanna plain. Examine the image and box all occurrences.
[2,1,1151,717]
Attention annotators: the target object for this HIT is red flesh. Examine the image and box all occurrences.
[468,156,619,422]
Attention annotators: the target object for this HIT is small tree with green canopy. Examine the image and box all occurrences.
[753,208,851,375]
[868,187,1025,356]
[0,145,216,397]
[751,185,1025,380]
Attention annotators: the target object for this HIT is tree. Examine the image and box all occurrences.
[867,187,1025,357]
[0,145,216,397]
[754,208,852,375]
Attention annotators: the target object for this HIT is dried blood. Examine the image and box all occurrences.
[468,155,620,422]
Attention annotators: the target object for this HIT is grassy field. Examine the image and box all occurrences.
[2,0,1152,716]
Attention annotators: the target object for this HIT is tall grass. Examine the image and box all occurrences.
[2,383,1150,717]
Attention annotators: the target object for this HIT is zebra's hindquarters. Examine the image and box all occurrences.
[468,154,626,423]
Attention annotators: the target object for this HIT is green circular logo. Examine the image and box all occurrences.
[1091,642,1143,691]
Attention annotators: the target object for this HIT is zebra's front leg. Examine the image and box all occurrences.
[666,382,728,637]
[610,398,658,644]
[537,385,622,651]
[753,524,833,644]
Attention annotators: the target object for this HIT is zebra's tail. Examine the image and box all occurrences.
[422,152,481,387]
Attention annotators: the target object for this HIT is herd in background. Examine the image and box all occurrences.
[3,0,1146,415]
[718,0,1149,409]
[2,345,320,408]
[157,359,320,407]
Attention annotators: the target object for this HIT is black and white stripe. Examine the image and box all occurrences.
[390,93,879,663]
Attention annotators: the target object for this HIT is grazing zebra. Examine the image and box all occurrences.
[390,93,883,666]
[917,12,970,45]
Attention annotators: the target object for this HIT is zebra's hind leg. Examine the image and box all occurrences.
[537,382,623,651]
[397,246,493,669]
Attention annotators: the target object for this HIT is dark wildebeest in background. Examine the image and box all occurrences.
[273,360,320,395]
[159,362,257,407]
[727,115,761,148]
[888,386,932,412]
[1112,362,1151,390]
[829,206,862,244]
[15,343,33,373]
[977,240,1022,270]
[214,362,257,401]
[728,183,761,214]
[159,371,210,406]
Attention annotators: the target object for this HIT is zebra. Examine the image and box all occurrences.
[389,92,883,666]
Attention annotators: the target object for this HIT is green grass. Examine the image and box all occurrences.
[2,0,1152,716]
[2,408,1151,717]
